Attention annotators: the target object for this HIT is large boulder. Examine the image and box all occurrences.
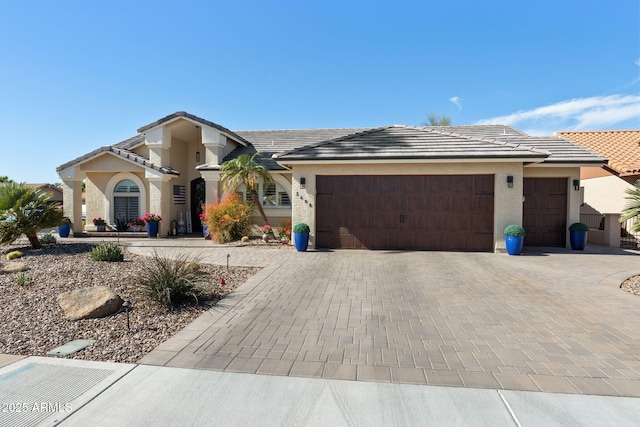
[57,286,124,320]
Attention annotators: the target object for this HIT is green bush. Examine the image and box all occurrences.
[569,222,589,232]
[136,252,202,307]
[89,242,124,262]
[293,223,310,234]
[6,250,24,260]
[39,233,57,245]
[504,224,526,237]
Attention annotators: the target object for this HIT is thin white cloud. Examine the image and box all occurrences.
[636,58,640,67]
[476,94,640,135]
[449,96,462,112]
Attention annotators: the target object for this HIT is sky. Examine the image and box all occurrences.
[0,0,638,184]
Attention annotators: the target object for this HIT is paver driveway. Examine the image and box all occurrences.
[131,241,640,397]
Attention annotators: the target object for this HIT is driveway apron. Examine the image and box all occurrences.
[130,241,640,397]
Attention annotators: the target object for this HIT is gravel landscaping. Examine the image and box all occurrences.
[621,274,640,296]
[0,241,260,363]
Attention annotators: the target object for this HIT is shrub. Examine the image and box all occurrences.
[203,194,252,243]
[504,224,526,237]
[39,233,57,245]
[14,272,30,286]
[89,242,124,262]
[6,251,24,260]
[569,222,589,232]
[241,236,249,243]
[293,223,310,234]
[136,252,202,307]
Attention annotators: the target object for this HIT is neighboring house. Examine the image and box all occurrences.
[57,111,604,252]
[555,130,640,236]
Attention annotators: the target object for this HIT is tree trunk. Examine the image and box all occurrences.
[26,232,41,249]
[250,190,269,225]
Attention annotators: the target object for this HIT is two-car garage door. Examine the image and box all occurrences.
[316,175,495,251]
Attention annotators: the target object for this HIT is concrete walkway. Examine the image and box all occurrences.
[120,238,640,398]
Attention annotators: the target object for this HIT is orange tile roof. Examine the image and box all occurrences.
[555,130,640,176]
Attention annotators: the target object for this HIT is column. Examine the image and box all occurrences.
[61,178,84,235]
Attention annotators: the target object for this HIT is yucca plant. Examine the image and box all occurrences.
[136,251,203,307]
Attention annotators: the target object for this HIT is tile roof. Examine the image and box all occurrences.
[554,130,640,176]
[272,125,603,163]
[56,145,179,176]
[137,111,250,146]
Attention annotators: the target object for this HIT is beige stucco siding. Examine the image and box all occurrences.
[290,162,528,252]
[582,175,634,214]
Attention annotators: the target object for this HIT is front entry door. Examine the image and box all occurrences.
[191,178,206,233]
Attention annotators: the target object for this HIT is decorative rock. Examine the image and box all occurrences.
[0,262,28,274]
[57,286,124,320]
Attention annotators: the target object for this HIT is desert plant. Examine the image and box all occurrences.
[39,233,57,245]
[241,236,250,242]
[115,217,129,231]
[14,272,30,286]
[0,182,64,249]
[6,250,24,260]
[203,194,252,243]
[89,242,124,262]
[136,251,203,307]
[569,222,589,232]
[504,224,526,237]
[293,223,310,234]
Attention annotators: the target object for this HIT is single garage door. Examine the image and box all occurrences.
[316,175,494,251]
[523,177,567,247]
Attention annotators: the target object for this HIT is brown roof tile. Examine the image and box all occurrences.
[555,130,640,176]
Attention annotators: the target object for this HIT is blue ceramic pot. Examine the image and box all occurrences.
[570,231,587,250]
[294,233,309,252]
[56,223,71,238]
[146,222,159,238]
[505,235,524,255]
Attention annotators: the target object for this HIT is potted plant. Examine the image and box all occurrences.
[293,223,310,252]
[261,224,274,242]
[199,213,209,239]
[93,217,107,232]
[504,224,526,255]
[57,217,72,238]
[142,213,162,238]
[569,222,589,250]
[129,216,145,232]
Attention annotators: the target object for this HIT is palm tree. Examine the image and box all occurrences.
[220,153,273,225]
[0,182,64,249]
[422,112,452,126]
[621,181,640,233]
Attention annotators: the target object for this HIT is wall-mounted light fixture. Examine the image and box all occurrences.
[300,177,306,189]
[573,179,580,191]
[507,175,514,188]
[195,151,200,162]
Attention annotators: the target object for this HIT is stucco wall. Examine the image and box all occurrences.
[290,162,527,251]
[581,175,634,214]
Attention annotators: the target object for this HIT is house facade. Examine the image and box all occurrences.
[57,112,605,252]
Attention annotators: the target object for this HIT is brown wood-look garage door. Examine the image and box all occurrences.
[316,175,494,251]
[523,178,567,247]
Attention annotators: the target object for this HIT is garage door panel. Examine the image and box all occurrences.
[316,175,494,251]
[523,178,567,247]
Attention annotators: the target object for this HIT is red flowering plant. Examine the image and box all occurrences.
[199,213,206,223]
[92,217,106,226]
[129,216,145,227]
[142,213,162,223]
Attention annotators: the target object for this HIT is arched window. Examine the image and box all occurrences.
[113,179,139,222]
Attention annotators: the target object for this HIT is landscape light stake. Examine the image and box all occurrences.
[227,254,230,269]
[122,301,131,330]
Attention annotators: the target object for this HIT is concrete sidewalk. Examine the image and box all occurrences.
[1,355,639,426]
